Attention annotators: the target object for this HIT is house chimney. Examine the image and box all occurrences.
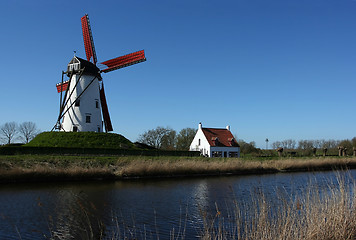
[226,125,230,131]
[199,122,202,130]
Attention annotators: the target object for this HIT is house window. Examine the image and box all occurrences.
[75,99,80,107]
[212,137,219,146]
[229,152,238,158]
[212,151,222,157]
[95,100,99,109]
[86,115,91,123]
[73,126,78,132]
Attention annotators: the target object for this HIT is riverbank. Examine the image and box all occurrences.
[1,155,356,183]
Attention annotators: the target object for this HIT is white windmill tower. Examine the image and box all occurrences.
[54,14,146,132]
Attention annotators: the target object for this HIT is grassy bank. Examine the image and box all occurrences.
[25,131,135,149]
[0,155,356,183]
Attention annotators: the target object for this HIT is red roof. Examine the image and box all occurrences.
[201,128,240,147]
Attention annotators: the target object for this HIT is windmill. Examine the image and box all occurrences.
[53,14,146,133]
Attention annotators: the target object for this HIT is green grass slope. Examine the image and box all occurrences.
[26,132,135,149]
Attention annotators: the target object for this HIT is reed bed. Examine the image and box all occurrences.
[0,155,356,182]
[114,156,356,178]
[200,172,356,240]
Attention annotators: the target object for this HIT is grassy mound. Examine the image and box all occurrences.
[26,132,135,149]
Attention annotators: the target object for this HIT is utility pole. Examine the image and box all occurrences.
[265,138,269,150]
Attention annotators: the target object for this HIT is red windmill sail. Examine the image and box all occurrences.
[81,14,97,65]
[99,83,113,132]
[100,50,146,73]
[56,80,69,93]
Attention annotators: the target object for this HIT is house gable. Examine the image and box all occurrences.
[190,128,210,151]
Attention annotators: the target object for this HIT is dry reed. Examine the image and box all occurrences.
[200,172,356,240]
[0,155,356,182]
[115,157,356,178]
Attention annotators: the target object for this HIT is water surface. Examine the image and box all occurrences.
[0,170,355,239]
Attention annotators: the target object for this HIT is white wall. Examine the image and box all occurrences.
[61,72,103,132]
[189,128,211,156]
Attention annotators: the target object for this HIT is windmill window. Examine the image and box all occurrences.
[75,99,80,107]
[68,63,80,72]
[198,139,201,146]
[95,100,99,108]
[86,115,91,123]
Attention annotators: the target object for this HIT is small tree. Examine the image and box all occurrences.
[19,122,39,143]
[237,139,260,154]
[352,137,356,147]
[339,139,353,155]
[176,128,196,150]
[161,129,177,150]
[0,122,18,144]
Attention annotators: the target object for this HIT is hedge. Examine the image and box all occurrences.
[0,146,200,157]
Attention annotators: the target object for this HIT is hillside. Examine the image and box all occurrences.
[26,132,135,149]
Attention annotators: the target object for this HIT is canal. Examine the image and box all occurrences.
[0,169,355,239]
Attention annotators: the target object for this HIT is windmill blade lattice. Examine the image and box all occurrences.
[81,14,97,65]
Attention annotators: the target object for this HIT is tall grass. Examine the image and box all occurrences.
[114,156,356,178]
[200,172,356,240]
[0,155,356,182]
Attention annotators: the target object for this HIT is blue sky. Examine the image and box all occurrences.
[0,0,355,148]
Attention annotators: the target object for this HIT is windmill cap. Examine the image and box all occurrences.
[67,56,100,76]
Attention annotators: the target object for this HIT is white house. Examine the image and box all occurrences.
[190,123,240,157]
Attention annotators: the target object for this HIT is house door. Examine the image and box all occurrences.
[224,152,227,158]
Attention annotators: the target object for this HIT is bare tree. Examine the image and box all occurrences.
[138,126,176,150]
[287,139,297,149]
[280,139,296,149]
[272,141,281,149]
[313,140,322,149]
[19,122,39,143]
[298,140,314,150]
[161,129,177,150]
[0,122,18,144]
[321,139,339,149]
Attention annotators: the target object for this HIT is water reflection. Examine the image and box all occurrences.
[0,170,354,239]
[50,189,105,240]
